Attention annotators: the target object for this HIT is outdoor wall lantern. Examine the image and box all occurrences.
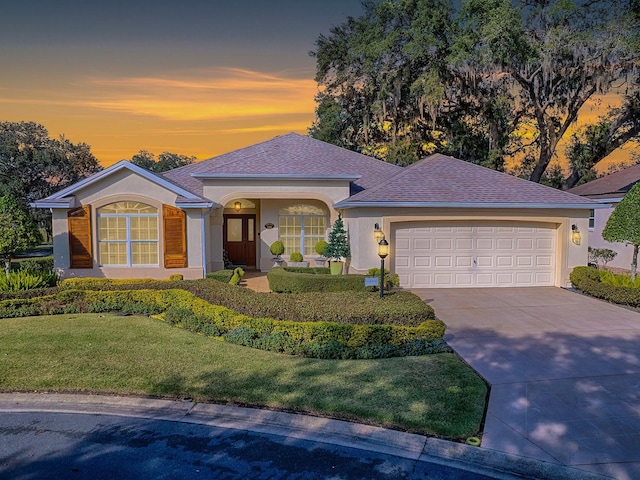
[374,223,385,242]
[378,238,389,299]
[234,201,242,212]
[571,224,581,245]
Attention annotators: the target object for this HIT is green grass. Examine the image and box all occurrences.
[0,313,486,439]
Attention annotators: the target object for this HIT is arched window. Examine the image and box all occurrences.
[278,204,327,256]
[98,201,159,266]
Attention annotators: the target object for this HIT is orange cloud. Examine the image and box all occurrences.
[83,67,317,121]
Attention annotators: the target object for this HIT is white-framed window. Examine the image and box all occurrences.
[98,201,159,266]
[278,204,327,256]
[589,209,595,230]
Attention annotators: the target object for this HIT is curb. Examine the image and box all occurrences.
[0,393,612,480]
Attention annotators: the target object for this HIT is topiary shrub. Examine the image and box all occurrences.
[314,240,328,256]
[289,252,303,262]
[270,241,285,257]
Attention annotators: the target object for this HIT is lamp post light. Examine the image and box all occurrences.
[378,238,389,299]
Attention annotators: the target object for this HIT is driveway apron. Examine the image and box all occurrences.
[412,287,640,480]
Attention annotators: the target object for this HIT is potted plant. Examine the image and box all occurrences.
[314,240,328,267]
[324,213,351,275]
[288,251,309,268]
[270,240,285,267]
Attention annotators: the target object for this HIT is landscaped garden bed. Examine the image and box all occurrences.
[570,266,640,307]
[0,277,443,359]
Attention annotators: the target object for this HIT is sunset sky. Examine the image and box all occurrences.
[0,0,364,166]
[1,0,634,171]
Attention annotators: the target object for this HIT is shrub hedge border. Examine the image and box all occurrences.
[53,277,435,327]
[0,287,447,359]
[267,266,366,293]
[570,266,640,307]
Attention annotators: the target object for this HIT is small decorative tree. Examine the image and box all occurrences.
[270,240,285,258]
[602,182,640,281]
[314,240,328,257]
[588,247,617,270]
[324,213,351,272]
[270,240,285,267]
[0,195,42,275]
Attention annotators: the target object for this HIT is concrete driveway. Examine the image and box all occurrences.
[412,287,640,480]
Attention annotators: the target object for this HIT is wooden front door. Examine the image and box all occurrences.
[223,214,256,267]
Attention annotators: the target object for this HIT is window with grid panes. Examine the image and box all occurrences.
[98,202,159,266]
[278,204,327,256]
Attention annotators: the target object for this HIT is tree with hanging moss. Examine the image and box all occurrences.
[0,195,42,275]
[602,182,640,280]
[324,213,351,262]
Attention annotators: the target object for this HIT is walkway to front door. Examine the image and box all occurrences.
[223,214,256,267]
[412,286,640,480]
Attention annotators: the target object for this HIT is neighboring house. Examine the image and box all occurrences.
[568,163,640,271]
[33,133,598,288]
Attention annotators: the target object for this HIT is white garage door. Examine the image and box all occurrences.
[394,221,557,288]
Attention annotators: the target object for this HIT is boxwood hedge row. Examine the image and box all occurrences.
[267,267,366,293]
[0,288,447,359]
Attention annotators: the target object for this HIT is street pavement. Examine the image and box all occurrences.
[0,394,603,480]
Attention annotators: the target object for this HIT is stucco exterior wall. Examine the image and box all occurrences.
[206,198,334,272]
[589,202,636,271]
[50,170,206,280]
[343,207,590,288]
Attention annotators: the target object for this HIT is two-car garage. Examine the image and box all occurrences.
[394,221,557,288]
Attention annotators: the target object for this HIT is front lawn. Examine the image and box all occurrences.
[0,313,487,439]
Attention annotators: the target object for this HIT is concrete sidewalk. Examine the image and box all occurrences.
[413,287,640,480]
[0,393,606,480]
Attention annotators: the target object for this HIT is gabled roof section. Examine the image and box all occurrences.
[567,163,640,200]
[336,153,600,209]
[31,160,214,209]
[163,133,402,196]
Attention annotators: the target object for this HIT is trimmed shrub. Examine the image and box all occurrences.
[314,240,328,256]
[19,256,54,274]
[289,252,304,262]
[268,267,366,293]
[570,266,640,307]
[168,274,184,281]
[207,270,235,283]
[270,241,285,257]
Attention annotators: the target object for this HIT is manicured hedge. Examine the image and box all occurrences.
[206,270,235,283]
[55,277,435,326]
[570,266,640,307]
[0,288,447,359]
[267,266,367,293]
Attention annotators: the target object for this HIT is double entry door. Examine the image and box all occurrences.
[223,214,256,267]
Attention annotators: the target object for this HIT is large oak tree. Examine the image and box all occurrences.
[311,0,640,186]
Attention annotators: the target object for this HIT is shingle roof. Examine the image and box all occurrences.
[163,133,402,197]
[336,153,597,208]
[567,163,640,199]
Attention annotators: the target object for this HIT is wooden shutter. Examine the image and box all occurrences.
[68,205,92,268]
[163,204,187,268]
